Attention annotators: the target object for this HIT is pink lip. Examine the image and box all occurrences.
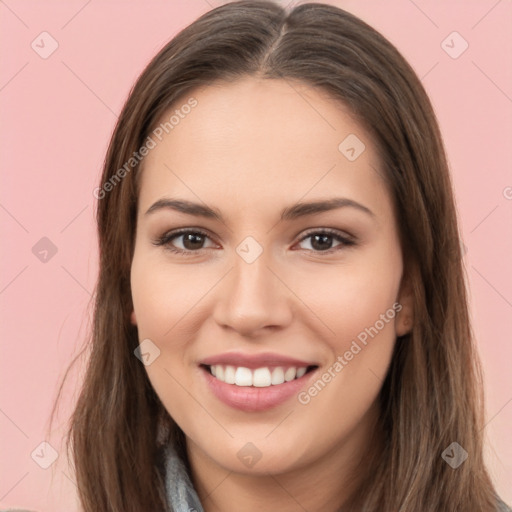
[200,351,315,370]
[200,365,318,412]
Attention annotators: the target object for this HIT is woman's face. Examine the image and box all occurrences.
[130,77,412,476]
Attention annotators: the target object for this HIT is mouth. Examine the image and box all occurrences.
[201,364,318,387]
[199,359,319,412]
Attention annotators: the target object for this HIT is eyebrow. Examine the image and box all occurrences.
[144,197,375,221]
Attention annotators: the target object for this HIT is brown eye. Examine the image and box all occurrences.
[296,230,355,253]
[179,232,207,250]
[154,229,216,255]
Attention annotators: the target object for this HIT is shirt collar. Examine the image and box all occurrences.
[162,442,205,512]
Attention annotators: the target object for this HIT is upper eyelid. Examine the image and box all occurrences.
[298,227,353,239]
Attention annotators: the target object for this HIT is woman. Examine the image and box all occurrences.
[62,1,511,511]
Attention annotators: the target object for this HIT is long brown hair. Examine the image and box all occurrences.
[58,1,501,510]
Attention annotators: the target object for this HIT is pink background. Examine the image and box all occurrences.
[1,0,511,509]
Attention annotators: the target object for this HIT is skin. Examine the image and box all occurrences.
[130,77,413,512]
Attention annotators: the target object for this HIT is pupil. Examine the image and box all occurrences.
[184,233,204,250]
[312,234,332,251]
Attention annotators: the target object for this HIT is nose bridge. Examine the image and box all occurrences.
[213,243,292,335]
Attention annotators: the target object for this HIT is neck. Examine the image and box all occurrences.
[186,404,382,512]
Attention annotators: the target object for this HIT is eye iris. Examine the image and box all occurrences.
[183,233,204,250]
[311,234,333,251]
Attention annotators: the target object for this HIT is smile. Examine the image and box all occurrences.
[200,359,319,412]
[206,364,315,387]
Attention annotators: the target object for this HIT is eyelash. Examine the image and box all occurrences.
[153,227,356,256]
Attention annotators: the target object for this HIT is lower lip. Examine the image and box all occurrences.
[201,366,316,412]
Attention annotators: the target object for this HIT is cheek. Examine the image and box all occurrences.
[130,254,205,340]
[293,254,402,346]
[294,280,398,454]
[130,254,217,412]
[291,248,402,406]
[130,255,205,426]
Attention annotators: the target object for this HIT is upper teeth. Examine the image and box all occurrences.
[210,365,308,387]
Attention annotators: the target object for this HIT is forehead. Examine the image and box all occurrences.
[137,77,389,220]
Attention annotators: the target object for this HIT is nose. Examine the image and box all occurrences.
[212,250,293,337]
